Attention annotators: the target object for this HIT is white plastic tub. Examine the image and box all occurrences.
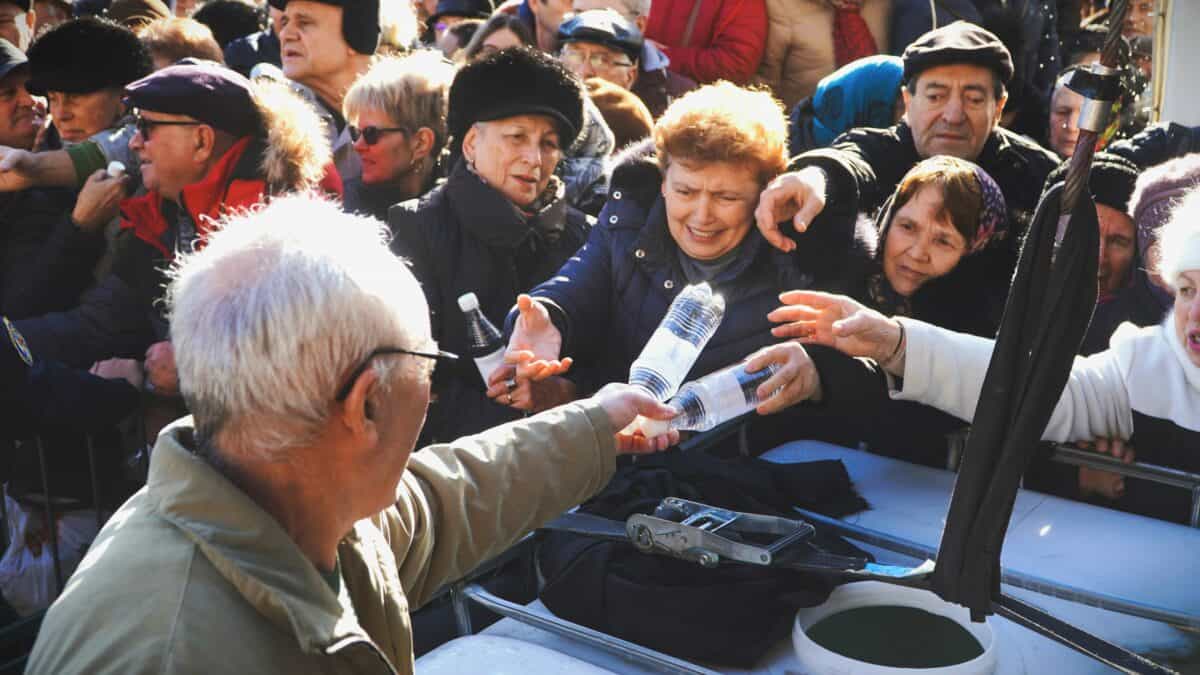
[792,581,998,675]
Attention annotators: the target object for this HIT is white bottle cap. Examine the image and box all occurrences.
[636,416,671,438]
[106,161,126,178]
[457,292,480,312]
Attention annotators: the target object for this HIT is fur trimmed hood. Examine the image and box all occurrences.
[253,78,333,194]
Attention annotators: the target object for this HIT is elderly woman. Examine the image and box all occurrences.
[772,186,1200,524]
[389,47,593,445]
[491,82,869,425]
[852,155,1009,337]
[342,51,456,221]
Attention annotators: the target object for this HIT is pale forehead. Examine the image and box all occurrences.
[284,0,343,20]
[484,114,560,135]
[564,40,625,57]
[915,63,996,89]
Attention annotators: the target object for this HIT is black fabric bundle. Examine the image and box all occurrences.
[931,181,1100,619]
[538,450,869,667]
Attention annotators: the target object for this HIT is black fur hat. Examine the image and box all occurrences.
[26,17,151,95]
[447,46,585,155]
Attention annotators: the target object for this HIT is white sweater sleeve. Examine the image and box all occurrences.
[892,318,1135,443]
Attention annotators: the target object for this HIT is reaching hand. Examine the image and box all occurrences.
[768,290,903,369]
[89,358,143,390]
[0,146,38,192]
[73,169,128,232]
[744,342,823,415]
[1077,437,1135,500]
[503,294,571,381]
[486,367,578,413]
[144,341,179,397]
[753,167,828,253]
[591,383,681,454]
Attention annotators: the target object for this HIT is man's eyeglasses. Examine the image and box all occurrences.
[349,125,407,146]
[560,48,636,71]
[133,113,203,141]
[334,346,459,402]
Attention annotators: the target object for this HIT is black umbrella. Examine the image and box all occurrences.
[931,0,1131,620]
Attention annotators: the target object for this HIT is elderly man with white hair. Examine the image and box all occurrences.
[25,194,680,675]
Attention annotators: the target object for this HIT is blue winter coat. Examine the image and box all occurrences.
[512,143,873,395]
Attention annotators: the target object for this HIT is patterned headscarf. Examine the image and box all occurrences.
[969,164,1007,255]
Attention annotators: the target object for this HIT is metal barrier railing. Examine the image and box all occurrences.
[1047,444,1200,527]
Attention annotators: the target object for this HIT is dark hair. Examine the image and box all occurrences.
[892,156,984,245]
[191,0,264,48]
[446,18,483,49]
[460,13,533,62]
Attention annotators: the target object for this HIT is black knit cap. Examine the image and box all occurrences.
[124,59,263,138]
[25,17,151,95]
[267,0,379,55]
[427,0,492,29]
[558,10,643,63]
[1044,152,1139,213]
[902,21,1014,86]
[448,46,585,153]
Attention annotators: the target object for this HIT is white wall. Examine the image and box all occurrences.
[1159,0,1200,125]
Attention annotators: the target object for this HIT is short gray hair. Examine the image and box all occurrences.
[165,194,430,458]
[344,51,457,158]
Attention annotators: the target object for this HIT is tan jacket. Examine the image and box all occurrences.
[26,402,617,674]
[755,0,891,109]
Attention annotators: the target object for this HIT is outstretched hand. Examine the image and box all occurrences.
[744,342,822,415]
[0,146,37,192]
[753,167,828,253]
[768,290,903,369]
[592,383,681,454]
[501,294,572,381]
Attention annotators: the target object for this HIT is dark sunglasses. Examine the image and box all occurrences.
[334,346,458,402]
[349,125,407,146]
[133,113,203,141]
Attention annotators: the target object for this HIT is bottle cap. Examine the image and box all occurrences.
[637,416,671,438]
[457,292,480,312]
[106,161,126,178]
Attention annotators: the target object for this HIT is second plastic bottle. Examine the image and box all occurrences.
[628,282,726,401]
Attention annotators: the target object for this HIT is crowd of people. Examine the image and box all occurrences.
[0,0,1195,672]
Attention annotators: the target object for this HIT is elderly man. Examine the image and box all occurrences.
[269,0,377,182]
[755,21,1059,328]
[12,60,334,379]
[25,194,679,674]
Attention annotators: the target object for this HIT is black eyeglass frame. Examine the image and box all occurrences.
[334,346,459,402]
[133,112,204,141]
[348,124,409,146]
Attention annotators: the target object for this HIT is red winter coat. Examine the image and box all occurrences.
[644,0,767,85]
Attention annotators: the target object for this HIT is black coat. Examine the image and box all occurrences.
[1108,122,1200,170]
[389,160,592,444]
[0,188,100,320]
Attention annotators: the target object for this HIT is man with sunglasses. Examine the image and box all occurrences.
[26,195,680,675]
[10,59,338,387]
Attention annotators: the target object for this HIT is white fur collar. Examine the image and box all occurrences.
[1110,316,1200,432]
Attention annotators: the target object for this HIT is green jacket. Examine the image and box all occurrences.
[26,402,617,674]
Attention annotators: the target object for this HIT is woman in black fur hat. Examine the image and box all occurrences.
[388,46,594,446]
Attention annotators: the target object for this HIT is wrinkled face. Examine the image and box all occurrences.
[882,185,968,297]
[48,89,124,144]
[128,110,208,201]
[477,27,524,59]
[279,1,355,87]
[1048,84,1084,159]
[0,4,33,52]
[364,351,433,516]
[1175,270,1200,367]
[662,159,760,261]
[1097,203,1136,296]
[464,115,562,208]
[561,41,637,89]
[0,68,36,150]
[903,64,1006,161]
[351,106,414,186]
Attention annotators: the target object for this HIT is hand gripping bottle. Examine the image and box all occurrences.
[628,282,726,401]
[638,361,781,437]
[458,292,505,385]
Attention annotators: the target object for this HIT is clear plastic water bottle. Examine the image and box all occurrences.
[637,361,781,436]
[458,292,506,385]
[628,282,726,401]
